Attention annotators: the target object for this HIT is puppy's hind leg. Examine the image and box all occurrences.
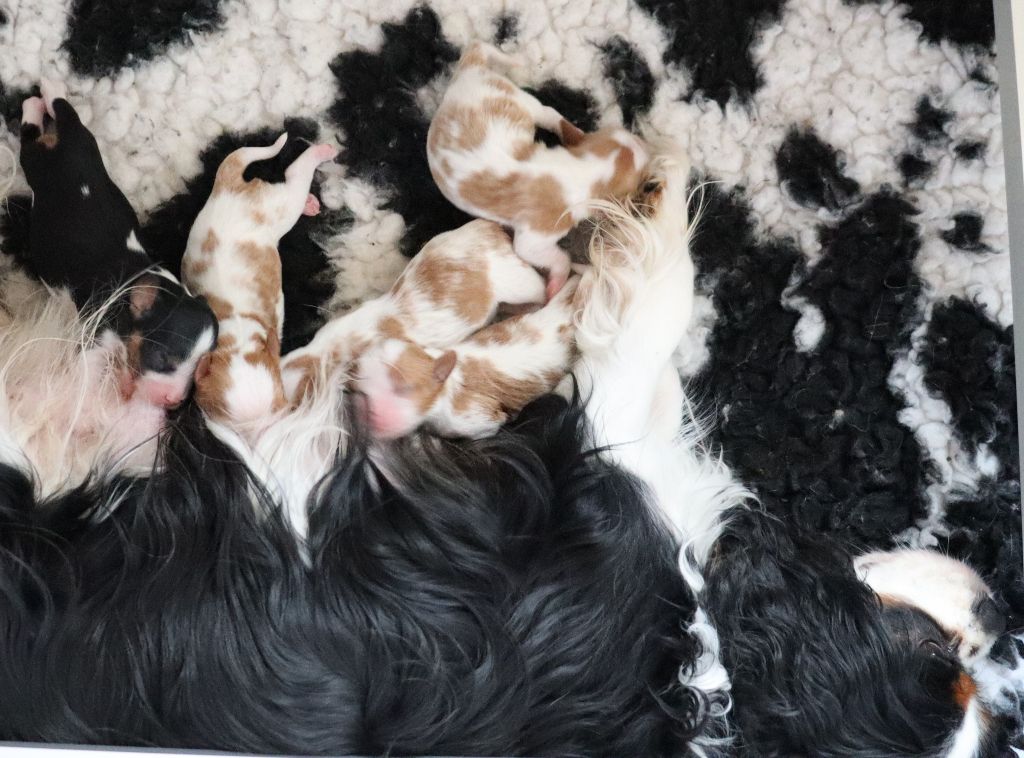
[20,97,45,136]
[512,90,585,146]
[282,143,338,219]
[489,251,547,313]
[39,79,68,119]
[513,229,572,301]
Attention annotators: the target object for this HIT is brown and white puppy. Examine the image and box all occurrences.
[354,275,579,440]
[181,134,337,427]
[427,41,649,300]
[280,219,546,404]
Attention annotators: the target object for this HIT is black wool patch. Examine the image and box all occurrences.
[939,479,1022,629]
[600,36,655,128]
[139,119,349,355]
[843,0,994,48]
[922,300,1018,622]
[0,81,37,136]
[911,96,952,143]
[0,9,8,26]
[897,152,933,184]
[63,0,224,77]
[922,300,1016,467]
[776,128,860,211]
[493,13,518,45]
[327,5,469,258]
[941,211,987,252]
[691,185,928,544]
[954,140,986,161]
[635,0,784,106]
[524,80,600,147]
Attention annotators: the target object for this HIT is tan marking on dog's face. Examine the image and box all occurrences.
[411,250,493,324]
[388,344,451,414]
[459,171,573,236]
[38,133,59,148]
[952,672,978,710]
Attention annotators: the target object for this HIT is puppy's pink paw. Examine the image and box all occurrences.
[545,272,569,302]
[21,97,45,128]
[302,193,321,216]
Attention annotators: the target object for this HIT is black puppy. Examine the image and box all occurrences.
[18,81,216,408]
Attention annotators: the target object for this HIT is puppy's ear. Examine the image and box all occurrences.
[129,277,160,319]
[194,353,212,383]
[560,119,585,147]
[433,350,457,383]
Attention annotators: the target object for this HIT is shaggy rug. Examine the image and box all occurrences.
[0,0,1020,749]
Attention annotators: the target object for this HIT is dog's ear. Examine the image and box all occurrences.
[433,350,457,383]
[129,276,160,319]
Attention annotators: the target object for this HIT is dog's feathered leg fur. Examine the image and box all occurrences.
[570,141,751,753]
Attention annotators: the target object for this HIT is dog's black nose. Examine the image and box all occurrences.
[973,596,1006,637]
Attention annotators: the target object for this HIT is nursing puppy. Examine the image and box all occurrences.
[355,276,578,440]
[181,134,336,427]
[281,219,545,403]
[19,81,217,409]
[427,41,649,300]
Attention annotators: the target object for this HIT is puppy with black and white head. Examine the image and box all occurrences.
[19,80,216,409]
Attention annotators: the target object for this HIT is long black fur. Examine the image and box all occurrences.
[0,394,701,755]
[703,507,1004,757]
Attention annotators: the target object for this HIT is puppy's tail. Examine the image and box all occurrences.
[214,133,289,188]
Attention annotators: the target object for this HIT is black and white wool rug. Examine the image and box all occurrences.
[0,0,1019,752]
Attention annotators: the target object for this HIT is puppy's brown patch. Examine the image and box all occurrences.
[390,344,450,413]
[377,316,407,341]
[451,356,558,418]
[201,229,219,254]
[203,293,236,321]
[411,249,494,324]
[460,171,572,235]
[38,133,58,148]
[469,316,542,346]
[213,152,270,198]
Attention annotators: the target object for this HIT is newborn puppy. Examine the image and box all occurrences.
[355,275,578,439]
[19,81,217,408]
[427,41,649,299]
[281,219,545,403]
[181,134,337,426]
